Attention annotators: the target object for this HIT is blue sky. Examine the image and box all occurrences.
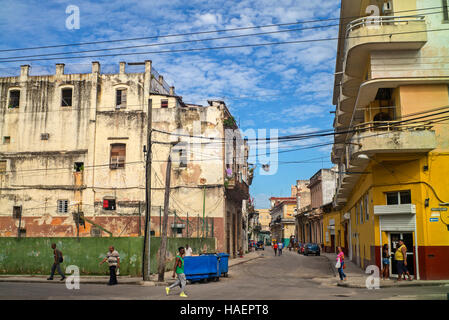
[0,0,341,208]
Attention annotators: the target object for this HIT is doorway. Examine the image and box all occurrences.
[389,232,415,277]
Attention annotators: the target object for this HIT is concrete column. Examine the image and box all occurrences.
[119,62,126,74]
[169,86,175,95]
[55,63,65,77]
[91,61,100,74]
[20,65,30,78]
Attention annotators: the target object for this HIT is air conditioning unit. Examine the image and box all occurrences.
[382,1,393,14]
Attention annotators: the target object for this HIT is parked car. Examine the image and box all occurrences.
[304,243,320,256]
[297,243,305,255]
[256,241,265,250]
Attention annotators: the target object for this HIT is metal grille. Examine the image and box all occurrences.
[57,200,68,213]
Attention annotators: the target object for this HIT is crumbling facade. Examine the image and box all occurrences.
[0,61,250,255]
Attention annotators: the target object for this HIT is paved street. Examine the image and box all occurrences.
[0,250,448,300]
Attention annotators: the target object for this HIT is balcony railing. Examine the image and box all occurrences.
[353,119,434,133]
[345,15,426,39]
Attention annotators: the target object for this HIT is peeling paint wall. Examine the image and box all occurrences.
[0,237,215,276]
[0,62,248,255]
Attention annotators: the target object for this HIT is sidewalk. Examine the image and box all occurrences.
[321,252,449,289]
[0,251,263,286]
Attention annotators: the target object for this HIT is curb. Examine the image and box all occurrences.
[0,255,263,286]
[337,280,449,289]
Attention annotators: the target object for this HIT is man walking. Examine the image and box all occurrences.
[166,247,187,297]
[100,246,120,285]
[273,242,278,256]
[47,243,66,281]
[278,241,283,256]
[394,240,412,281]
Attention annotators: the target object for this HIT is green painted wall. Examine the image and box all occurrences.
[0,237,215,276]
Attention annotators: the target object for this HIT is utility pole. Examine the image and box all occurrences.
[158,154,172,281]
[202,186,206,238]
[143,98,152,281]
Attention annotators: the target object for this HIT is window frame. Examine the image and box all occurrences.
[161,99,169,108]
[8,89,20,109]
[110,143,126,169]
[3,136,10,144]
[0,160,7,173]
[115,88,127,109]
[103,198,116,211]
[61,88,73,107]
[364,193,369,221]
[57,199,69,214]
[385,190,412,205]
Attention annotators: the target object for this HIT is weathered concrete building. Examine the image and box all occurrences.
[296,168,337,246]
[0,61,250,255]
[269,196,296,247]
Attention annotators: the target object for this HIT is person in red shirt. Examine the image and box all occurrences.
[273,242,278,256]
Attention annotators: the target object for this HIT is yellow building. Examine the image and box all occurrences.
[269,197,297,247]
[328,0,449,280]
[257,209,272,232]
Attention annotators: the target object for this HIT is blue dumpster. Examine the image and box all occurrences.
[217,253,229,277]
[184,254,219,283]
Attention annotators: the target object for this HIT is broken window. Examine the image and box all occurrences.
[74,162,84,172]
[13,206,22,219]
[3,136,10,144]
[57,200,69,214]
[0,160,6,173]
[116,88,127,109]
[103,198,116,210]
[110,144,126,169]
[61,88,72,107]
[8,90,20,108]
[161,99,168,108]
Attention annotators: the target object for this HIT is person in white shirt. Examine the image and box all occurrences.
[185,244,193,256]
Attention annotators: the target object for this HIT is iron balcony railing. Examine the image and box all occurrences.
[353,119,434,133]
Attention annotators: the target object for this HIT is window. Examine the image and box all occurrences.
[61,88,72,107]
[355,207,358,225]
[360,201,363,224]
[41,133,50,140]
[386,191,411,205]
[161,99,168,108]
[364,194,369,221]
[116,89,127,109]
[0,160,6,173]
[3,136,10,144]
[8,90,20,108]
[110,144,126,169]
[13,206,22,219]
[57,200,69,214]
[444,0,449,21]
[74,162,84,172]
[103,198,116,210]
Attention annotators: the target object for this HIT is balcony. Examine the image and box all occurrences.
[344,15,427,78]
[348,121,437,157]
[225,172,249,201]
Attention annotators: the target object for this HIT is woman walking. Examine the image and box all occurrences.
[273,242,278,256]
[382,244,390,280]
[336,246,347,281]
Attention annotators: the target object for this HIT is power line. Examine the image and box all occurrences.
[0,5,443,53]
[2,26,448,63]
[0,23,341,61]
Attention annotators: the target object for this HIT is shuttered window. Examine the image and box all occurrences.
[0,160,6,173]
[116,89,127,109]
[57,200,69,213]
[110,144,126,169]
[61,88,72,106]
